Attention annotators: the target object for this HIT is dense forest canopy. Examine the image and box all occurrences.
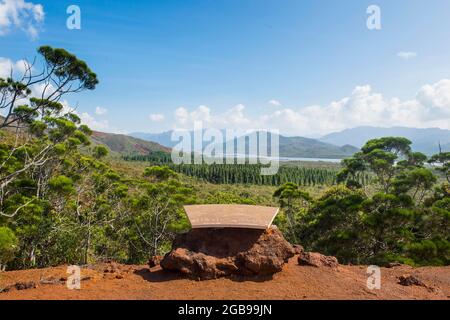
[0,47,449,271]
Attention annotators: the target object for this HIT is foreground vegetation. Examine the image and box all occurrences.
[0,46,449,271]
[274,138,450,266]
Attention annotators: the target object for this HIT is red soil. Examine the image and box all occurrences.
[1,258,449,300]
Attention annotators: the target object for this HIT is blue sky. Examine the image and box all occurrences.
[1,0,450,136]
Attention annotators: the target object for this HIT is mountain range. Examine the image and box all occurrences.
[130,130,358,159]
[130,126,450,159]
[4,117,449,159]
[320,126,450,155]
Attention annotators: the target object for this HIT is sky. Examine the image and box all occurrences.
[1,0,450,137]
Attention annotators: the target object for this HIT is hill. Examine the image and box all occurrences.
[321,126,450,155]
[90,131,171,156]
[130,130,359,159]
[130,131,175,149]
[1,115,170,156]
[278,135,358,159]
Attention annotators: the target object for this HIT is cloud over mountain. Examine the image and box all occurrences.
[172,79,450,137]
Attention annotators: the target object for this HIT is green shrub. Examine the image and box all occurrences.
[0,227,18,270]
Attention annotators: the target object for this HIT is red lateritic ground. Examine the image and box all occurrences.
[1,257,449,300]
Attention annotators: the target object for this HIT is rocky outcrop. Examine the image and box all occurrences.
[398,274,440,293]
[298,252,339,268]
[398,275,425,287]
[148,255,163,268]
[293,244,304,255]
[0,281,36,293]
[160,226,295,280]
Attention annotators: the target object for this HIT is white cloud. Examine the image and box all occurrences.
[174,104,251,130]
[0,57,30,78]
[172,79,450,137]
[95,106,107,115]
[0,0,45,39]
[79,112,110,131]
[149,113,165,122]
[397,51,417,60]
[0,57,14,78]
[268,99,281,107]
[60,101,110,132]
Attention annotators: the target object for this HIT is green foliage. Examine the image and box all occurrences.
[168,163,369,186]
[49,175,75,194]
[296,186,366,262]
[1,46,99,131]
[37,46,98,90]
[93,145,109,159]
[429,152,450,183]
[143,165,177,181]
[0,227,18,269]
[273,183,311,243]
[296,138,450,266]
[126,178,193,260]
[1,46,448,270]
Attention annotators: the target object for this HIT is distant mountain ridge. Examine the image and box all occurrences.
[320,126,450,155]
[130,130,359,159]
[91,131,170,156]
[130,131,176,149]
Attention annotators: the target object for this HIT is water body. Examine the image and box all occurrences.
[278,157,342,163]
[215,153,342,163]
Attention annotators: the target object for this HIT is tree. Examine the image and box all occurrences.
[93,145,109,159]
[429,152,450,183]
[143,165,177,181]
[338,137,432,196]
[1,46,98,130]
[298,186,366,263]
[0,46,98,220]
[273,182,311,243]
[0,46,103,268]
[0,226,17,271]
[127,167,192,259]
[307,137,448,265]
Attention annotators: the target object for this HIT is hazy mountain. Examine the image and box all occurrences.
[320,126,450,155]
[278,135,358,158]
[131,130,359,159]
[130,131,176,149]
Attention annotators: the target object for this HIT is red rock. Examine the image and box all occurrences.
[160,226,294,280]
[148,255,163,268]
[14,281,36,290]
[298,252,339,268]
[398,275,425,287]
[293,245,304,255]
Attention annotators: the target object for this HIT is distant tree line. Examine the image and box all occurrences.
[123,154,371,186]
[169,164,369,186]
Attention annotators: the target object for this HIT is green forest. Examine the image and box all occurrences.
[123,160,371,187]
[1,47,449,271]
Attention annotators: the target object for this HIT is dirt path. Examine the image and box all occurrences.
[1,258,449,300]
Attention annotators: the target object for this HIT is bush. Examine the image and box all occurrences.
[0,227,18,270]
